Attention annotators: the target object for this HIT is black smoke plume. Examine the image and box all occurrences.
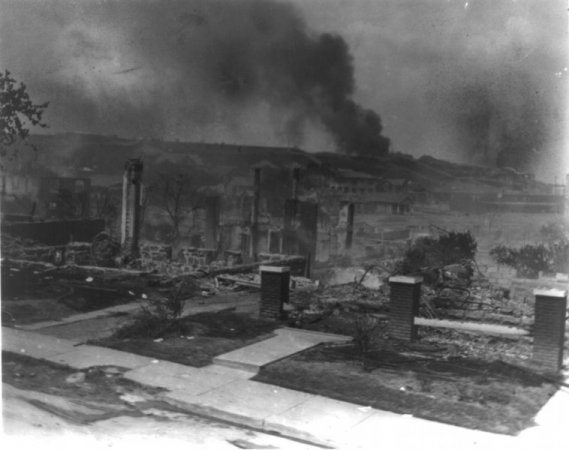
[0,0,390,156]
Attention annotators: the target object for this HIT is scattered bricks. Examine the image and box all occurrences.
[465,310,484,321]
[177,247,216,268]
[388,276,422,341]
[8,242,93,265]
[224,250,243,266]
[260,265,290,319]
[499,306,514,315]
[140,244,172,262]
[532,288,567,372]
[64,242,92,265]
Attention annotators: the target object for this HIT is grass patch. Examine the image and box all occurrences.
[92,310,280,367]
[253,342,557,435]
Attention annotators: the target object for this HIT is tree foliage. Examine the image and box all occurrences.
[1,70,49,160]
[147,171,207,242]
[490,223,569,278]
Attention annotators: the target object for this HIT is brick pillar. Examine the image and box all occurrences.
[388,276,422,341]
[121,158,143,259]
[283,198,299,255]
[344,203,354,252]
[533,288,567,372]
[260,266,290,319]
[292,167,301,200]
[337,202,354,255]
[250,167,261,261]
[204,196,220,251]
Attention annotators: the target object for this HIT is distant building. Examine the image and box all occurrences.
[449,192,564,214]
[383,178,410,193]
[225,175,254,197]
[343,192,414,215]
[329,169,381,194]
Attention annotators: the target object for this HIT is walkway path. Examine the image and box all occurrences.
[213,327,351,372]
[21,292,259,343]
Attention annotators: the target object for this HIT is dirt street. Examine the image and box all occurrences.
[2,384,317,449]
[1,352,316,450]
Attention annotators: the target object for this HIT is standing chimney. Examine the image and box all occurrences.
[338,202,354,254]
[345,203,354,252]
[292,167,301,200]
[250,167,261,261]
[204,195,220,252]
[121,158,143,260]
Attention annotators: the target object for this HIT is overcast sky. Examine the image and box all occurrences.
[1,0,567,180]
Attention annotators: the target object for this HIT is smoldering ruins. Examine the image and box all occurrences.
[1,0,568,443]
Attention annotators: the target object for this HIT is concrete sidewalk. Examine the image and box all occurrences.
[17,292,259,343]
[2,325,568,449]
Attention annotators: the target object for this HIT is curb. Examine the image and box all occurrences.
[159,392,334,448]
[277,327,352,341]
[210,358,260,373]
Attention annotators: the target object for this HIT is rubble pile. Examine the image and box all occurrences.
[2,233,93,265]
[214,271,317,291]
[286,282,391,330]
[418,327,533,363]
[1,234,41,258]
[423,274,535,327]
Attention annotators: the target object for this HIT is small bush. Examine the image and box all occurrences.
[490,224,569,278]
[490,245,550,278]
[352,314,380,357]
[113,277,196,339]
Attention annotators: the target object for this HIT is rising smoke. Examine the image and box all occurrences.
[0,0,390,156]
[1,0,565,174]
[318,0,567,173]
[426,0,566,171]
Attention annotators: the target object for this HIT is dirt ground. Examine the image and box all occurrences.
[1,262,150,325]
[250,306,561,435]
[253,334,558,435]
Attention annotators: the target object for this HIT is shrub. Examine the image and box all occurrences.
[490,241,569,278]
[398,230,477,282]
[113,277,196,339]
[352,314,380,357]
[490,222,569,278]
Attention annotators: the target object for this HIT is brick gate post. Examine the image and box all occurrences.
[260,266,290,319]
[533,288,567,372]
[389,276,422,341]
